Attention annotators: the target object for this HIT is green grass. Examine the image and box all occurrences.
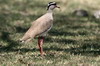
[0,0,100,66]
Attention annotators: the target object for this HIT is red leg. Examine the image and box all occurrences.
[38,37,45,56]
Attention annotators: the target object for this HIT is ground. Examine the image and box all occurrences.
[0,0,100,66]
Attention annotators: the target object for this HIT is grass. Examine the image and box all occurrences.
[0,0,100,66]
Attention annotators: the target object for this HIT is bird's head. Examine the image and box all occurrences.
[47,2,60,10]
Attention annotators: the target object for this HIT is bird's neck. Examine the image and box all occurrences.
[47,9,53,14]
[46,9,53,20]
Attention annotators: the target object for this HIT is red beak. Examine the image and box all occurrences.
[55,5,60,8]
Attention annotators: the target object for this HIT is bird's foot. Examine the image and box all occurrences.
[41,52,46,56]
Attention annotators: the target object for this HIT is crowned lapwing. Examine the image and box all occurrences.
[19,2,60,56]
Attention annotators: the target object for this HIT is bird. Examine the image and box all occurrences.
[19,2,60,56]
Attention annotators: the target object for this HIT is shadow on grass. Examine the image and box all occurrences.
[0,31,39,53]
[68,42,100,56]
[0,29,100,57]
[45,36,77,44]
[49,29,78,36]
[0,32,36,55]
[44,40,100,57]
[15,26,28,33]
[0,31,20,52]
[42,46,100,57]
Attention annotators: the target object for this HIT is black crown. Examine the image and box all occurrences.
[48,2,56,6]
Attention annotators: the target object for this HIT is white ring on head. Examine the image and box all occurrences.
[48,2,56,6]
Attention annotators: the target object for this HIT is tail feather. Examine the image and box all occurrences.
[19,36,29,43]
[19,37,32,43]
[19,33,35,43]
[19,39,25,43]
